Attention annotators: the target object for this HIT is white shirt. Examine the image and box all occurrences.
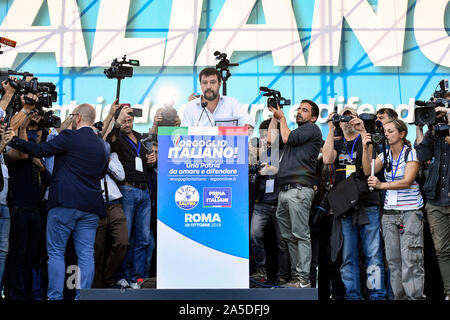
[379,148,424,211]
[181,96,254,127]
[102,152,125,202]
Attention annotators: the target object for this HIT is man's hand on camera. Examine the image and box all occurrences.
[268,105,284,121]
[117,105,132,125]
[109,98,120,117]
[20,93,38,113]
[1,127,15,146]
[349,117,366,134]
[327,112,336,131]
[2,77,17,95]
[362,133,372,149]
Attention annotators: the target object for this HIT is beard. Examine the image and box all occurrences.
[71,119,77,130]
[296,116,306,126]
[343,125,356,135]
[203,89,219,101]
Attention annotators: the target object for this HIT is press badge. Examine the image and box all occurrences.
[345,165,356,178]
[387,190,398,206]
[266,179,275,193]
[135,157,143,172]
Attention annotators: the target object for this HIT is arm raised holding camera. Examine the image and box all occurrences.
[268,105,290,144]
[102,98,120,140]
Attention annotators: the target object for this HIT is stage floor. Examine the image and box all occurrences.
[80,288,318,300]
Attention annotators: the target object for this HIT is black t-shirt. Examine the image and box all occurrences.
[277,122,322,187]
[107,126,149,183]
[333,135,379,206]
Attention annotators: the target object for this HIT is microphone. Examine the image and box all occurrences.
[259,86,270,92]
[196,99,214,126]
[0,37,17,48]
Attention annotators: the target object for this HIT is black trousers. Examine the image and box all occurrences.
[5,206,41,300]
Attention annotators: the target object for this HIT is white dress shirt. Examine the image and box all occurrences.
[181,96,254,127]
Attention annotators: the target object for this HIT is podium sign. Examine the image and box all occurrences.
[157,127,249,289]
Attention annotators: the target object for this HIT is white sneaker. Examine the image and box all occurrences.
[445,296,450,301]
[116,278,130,288]
[130,282,140,289]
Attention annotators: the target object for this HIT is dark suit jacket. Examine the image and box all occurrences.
[9,127,109,217]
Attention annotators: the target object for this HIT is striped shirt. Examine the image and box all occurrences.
[379,147,424,211]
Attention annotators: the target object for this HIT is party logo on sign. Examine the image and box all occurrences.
[175,185,199,210]
[203,187,232,207]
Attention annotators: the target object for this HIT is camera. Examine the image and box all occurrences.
[360,113,385,145]
[434,124,450,137]
[249,162,263,186]
[259,86,291,108]
[414,79,449,125]
[104,55,140,79]
[0,71,58,110]
[29,110,61,129]
[114,103,142,119]
[331,113,352,126]
[93,121,104,132]
[141,134,157,167]
[0,70,58,125]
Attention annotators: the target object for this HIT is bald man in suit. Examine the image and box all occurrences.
[9,104,109,300]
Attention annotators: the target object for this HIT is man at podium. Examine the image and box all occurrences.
[182,67,254,128]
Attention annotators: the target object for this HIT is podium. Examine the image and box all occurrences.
[156,126,249,289]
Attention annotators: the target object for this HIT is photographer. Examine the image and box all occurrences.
[415,96,450,301]
[4,101,51,300]
[182,67,254,127]
[249,119,290,286]
[322,107,386,300]
[149,107,181,135]
[143,134,157,281]
[106,104,153,289]
[0,119,13,297]
[362,119,425,300]
[376,108,398,125]
[268,100,322,288]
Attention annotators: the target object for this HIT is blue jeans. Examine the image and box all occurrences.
[250,202,290,280]
[46,207,99,300]
[144,229,155,279]
[0,204,9,292]
[118,185,151,283]
[340,206,386,300]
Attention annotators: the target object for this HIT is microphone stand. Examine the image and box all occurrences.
[196,99,214,126]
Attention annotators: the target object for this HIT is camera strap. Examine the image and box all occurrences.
[343,134,360,162]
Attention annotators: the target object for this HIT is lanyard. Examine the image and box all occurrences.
[390,145,405,182]
[125,137,141,156]
[343,134,360,162]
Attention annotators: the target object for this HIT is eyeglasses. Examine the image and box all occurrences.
[69,113,79,119]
